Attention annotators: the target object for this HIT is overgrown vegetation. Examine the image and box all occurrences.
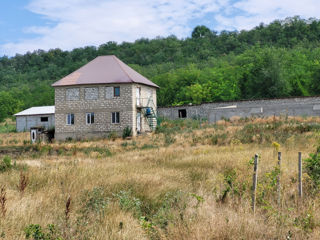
[1,117,320,239]
[122,126,132,139]
[304,146,320,190]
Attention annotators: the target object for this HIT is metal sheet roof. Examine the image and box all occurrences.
[14,106,55,116]
[52,55,159,88]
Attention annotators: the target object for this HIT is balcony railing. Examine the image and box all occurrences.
[136,97,155,108]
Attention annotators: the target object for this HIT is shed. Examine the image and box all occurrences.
[14,106,55,132]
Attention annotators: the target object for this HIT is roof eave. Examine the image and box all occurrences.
[52,82,160,88]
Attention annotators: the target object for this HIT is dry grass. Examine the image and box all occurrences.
[0,118,320,239]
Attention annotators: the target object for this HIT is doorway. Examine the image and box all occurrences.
[136,87,141,106]
[137,112,141,133]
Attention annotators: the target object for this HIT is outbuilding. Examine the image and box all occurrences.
[14,106,55,132]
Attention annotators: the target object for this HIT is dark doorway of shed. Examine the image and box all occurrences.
[178,109,187,118]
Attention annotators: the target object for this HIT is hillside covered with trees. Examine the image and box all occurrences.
[1,16,320,121]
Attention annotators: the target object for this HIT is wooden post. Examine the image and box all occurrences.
[252,154,259,214]
[298,152,303,199]
[277,152,282,207]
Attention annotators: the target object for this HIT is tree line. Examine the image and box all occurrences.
[1,16,320,121]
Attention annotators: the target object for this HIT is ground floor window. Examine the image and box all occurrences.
[40,117,48,122]
[66,113,74,125]
[178,109,187,118]
[112,112,120,124]
[86,112,94,124]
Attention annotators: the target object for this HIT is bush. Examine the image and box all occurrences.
[0,156,13,172]
[122,126,132,139]
[304,147,320,189]
[0,156,27,173]
[24,224,62,240]
[113,190,142,217]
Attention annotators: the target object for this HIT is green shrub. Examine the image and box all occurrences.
[122,126,132,139]
[24,224,62,240]
[113,190,142,217]
[0,156,12,172]
[304,147,320,189]
[0,156,27,173]
[82,146,112,157]
[80,187,109,215]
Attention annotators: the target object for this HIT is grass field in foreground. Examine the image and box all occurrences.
[0,116,320,239]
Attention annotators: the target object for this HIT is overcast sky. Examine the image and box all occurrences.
[1,0,320,56]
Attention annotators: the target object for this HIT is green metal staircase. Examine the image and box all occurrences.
[140,98,158,131]
[142,107,158,131]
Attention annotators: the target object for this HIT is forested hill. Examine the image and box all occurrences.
[2,16,320,121]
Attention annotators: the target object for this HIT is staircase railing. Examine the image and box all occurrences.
[138,97,158,130]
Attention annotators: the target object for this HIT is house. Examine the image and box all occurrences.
[14,106,55,132]
[52,55,159,140]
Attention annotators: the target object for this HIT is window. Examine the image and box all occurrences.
[114,87,120,97]
[40,117,48,122]
[85,87,99,100]
[112,112,120,124]
[66,113,74,125]
[86,113,94,124]
[66,88,80,101]
[178,109,187,118]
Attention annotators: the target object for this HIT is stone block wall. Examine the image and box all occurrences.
[158,96,320,122]
[55,84,134,140]
[54,83,158,140]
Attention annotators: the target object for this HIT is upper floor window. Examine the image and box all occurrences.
[67,113,74,125]
[106,86,120,99]
[112,112,120,124]
[85,87,99,100]
[86,113,94,124]
[114,87,120,97]
[66,88,80,101]
[40,117,48,122]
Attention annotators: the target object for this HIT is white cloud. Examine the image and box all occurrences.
[1,0,320,56]
[0,0,229,56]
[218,0,320,30]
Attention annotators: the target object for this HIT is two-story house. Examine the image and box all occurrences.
[52,55,159,140]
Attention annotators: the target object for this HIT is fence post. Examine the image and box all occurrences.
[298,152,303,199]
[277,152,282,208]
[252,154,259,214]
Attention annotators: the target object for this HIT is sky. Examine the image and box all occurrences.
[1,0,320,56]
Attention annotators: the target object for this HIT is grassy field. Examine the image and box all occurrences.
[0,117,320,239]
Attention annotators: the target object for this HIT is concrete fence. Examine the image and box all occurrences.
[157,96,320,122]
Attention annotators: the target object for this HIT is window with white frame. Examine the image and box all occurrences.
[112,112,120,124]
[86,113,94,124]
[66,113,74,125]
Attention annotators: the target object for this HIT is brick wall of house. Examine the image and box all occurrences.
[55,83,157,140]
[55,84,134,140]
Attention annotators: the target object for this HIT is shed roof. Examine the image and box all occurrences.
[14,106,55,116]
[52,55,159,88]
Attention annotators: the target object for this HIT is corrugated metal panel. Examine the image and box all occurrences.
[14,106,55,116]
[52,55,159,88]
